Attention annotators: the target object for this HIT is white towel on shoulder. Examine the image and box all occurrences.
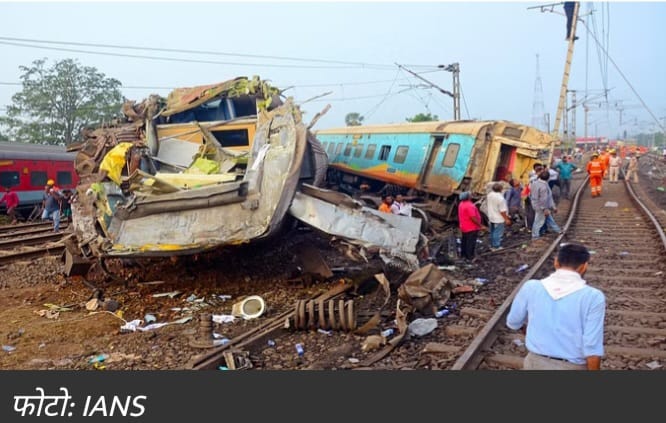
[541,269,587,300]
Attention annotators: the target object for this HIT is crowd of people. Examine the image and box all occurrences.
[0,180,75,231]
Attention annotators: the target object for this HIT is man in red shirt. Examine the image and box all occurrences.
[457,191,487,261]
[0,186,20,224]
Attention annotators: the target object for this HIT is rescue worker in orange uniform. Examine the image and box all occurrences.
[600,150,611,179]
[586,153,604,197]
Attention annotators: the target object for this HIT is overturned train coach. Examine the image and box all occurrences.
[68,77,329,259]
[316,121,554,221]
[66,76,424,264]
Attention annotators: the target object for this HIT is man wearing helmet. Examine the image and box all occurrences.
[586,153,604,197]
[41,179,63,232]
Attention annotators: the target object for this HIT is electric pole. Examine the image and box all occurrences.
[396,62,461,120]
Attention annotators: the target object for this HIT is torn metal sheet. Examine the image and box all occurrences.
[71,85,323,257]
[288,185,421,254]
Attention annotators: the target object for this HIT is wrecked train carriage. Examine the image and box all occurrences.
[68,77,328,259]
[316,120,554,220]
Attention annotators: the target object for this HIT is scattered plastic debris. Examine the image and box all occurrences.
[593,229,603,233]
[120,316,192,332]
[267,340,276,347]
[408,318,438,337]
[655,271,664,276]
[317,329,332,336]
[144,314,157,323]
[589,250,597,255]
[618,251,630,256]
[231,296,266,320]
[604,201,619,207]
[152,291,182,298]
[88,354,108,364]
[646,361,662,370]
[380,328,395,338]
[38,343,46,349]
[213,338,230,346]
[86,298,101,311]
[435,308,450,318]
[218,366,229,370]
[43,303,73,312]
[348,358,360,364]
[34,309,61,320]
[295,343,305,356]
[474,277,489,285]
[657,187,665,192]
[437,265,457,271]
[2,345,16,352]
[516,264,529,272]
[512,339,524,347]
[212,314,235,324]
[218,295,232,301]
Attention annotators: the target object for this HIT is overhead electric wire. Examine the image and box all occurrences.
[363,69,403,119]
[0,40,391,70]
[579,19,665,132]
[460,81,471,119]
[0,36,440,71]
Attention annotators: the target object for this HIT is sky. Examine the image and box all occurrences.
[0,1,664,139]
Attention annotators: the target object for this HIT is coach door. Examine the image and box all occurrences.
[419,136,454,195]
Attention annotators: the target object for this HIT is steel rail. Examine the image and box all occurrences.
[450,175,589,370]
[0,232,66,249]
[452,169,666,370]
[0,245,65,265]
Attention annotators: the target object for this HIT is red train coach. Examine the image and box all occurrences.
[0,141,78,213]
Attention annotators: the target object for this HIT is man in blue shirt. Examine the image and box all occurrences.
[556,156,578,200]
[506,243,605,370]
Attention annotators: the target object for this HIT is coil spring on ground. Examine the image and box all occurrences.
[292,299,356,331]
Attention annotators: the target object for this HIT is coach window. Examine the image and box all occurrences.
[0,171,19,188]
[353,144,364,158]
[343,143,353,156]
[327,142,335,156]
[57,171,72,186]
[379,145,391,161]
[31,171,47,187]
[393,146,409,164]
[365,144,377,159]
[441,143,460,167]
[335,143,343,156]
[321,142,328,151]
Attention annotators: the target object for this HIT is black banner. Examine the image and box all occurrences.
[0,371,661,421]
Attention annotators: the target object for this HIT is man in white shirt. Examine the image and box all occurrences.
[608,150,622,183]
[390,194,412,216]
[486,183,512,251]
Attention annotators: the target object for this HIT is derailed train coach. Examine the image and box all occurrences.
[316,120,554,221]
[67,76,330,259]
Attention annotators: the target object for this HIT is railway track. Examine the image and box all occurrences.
[0,224,69,240]
[451,174,666,370]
